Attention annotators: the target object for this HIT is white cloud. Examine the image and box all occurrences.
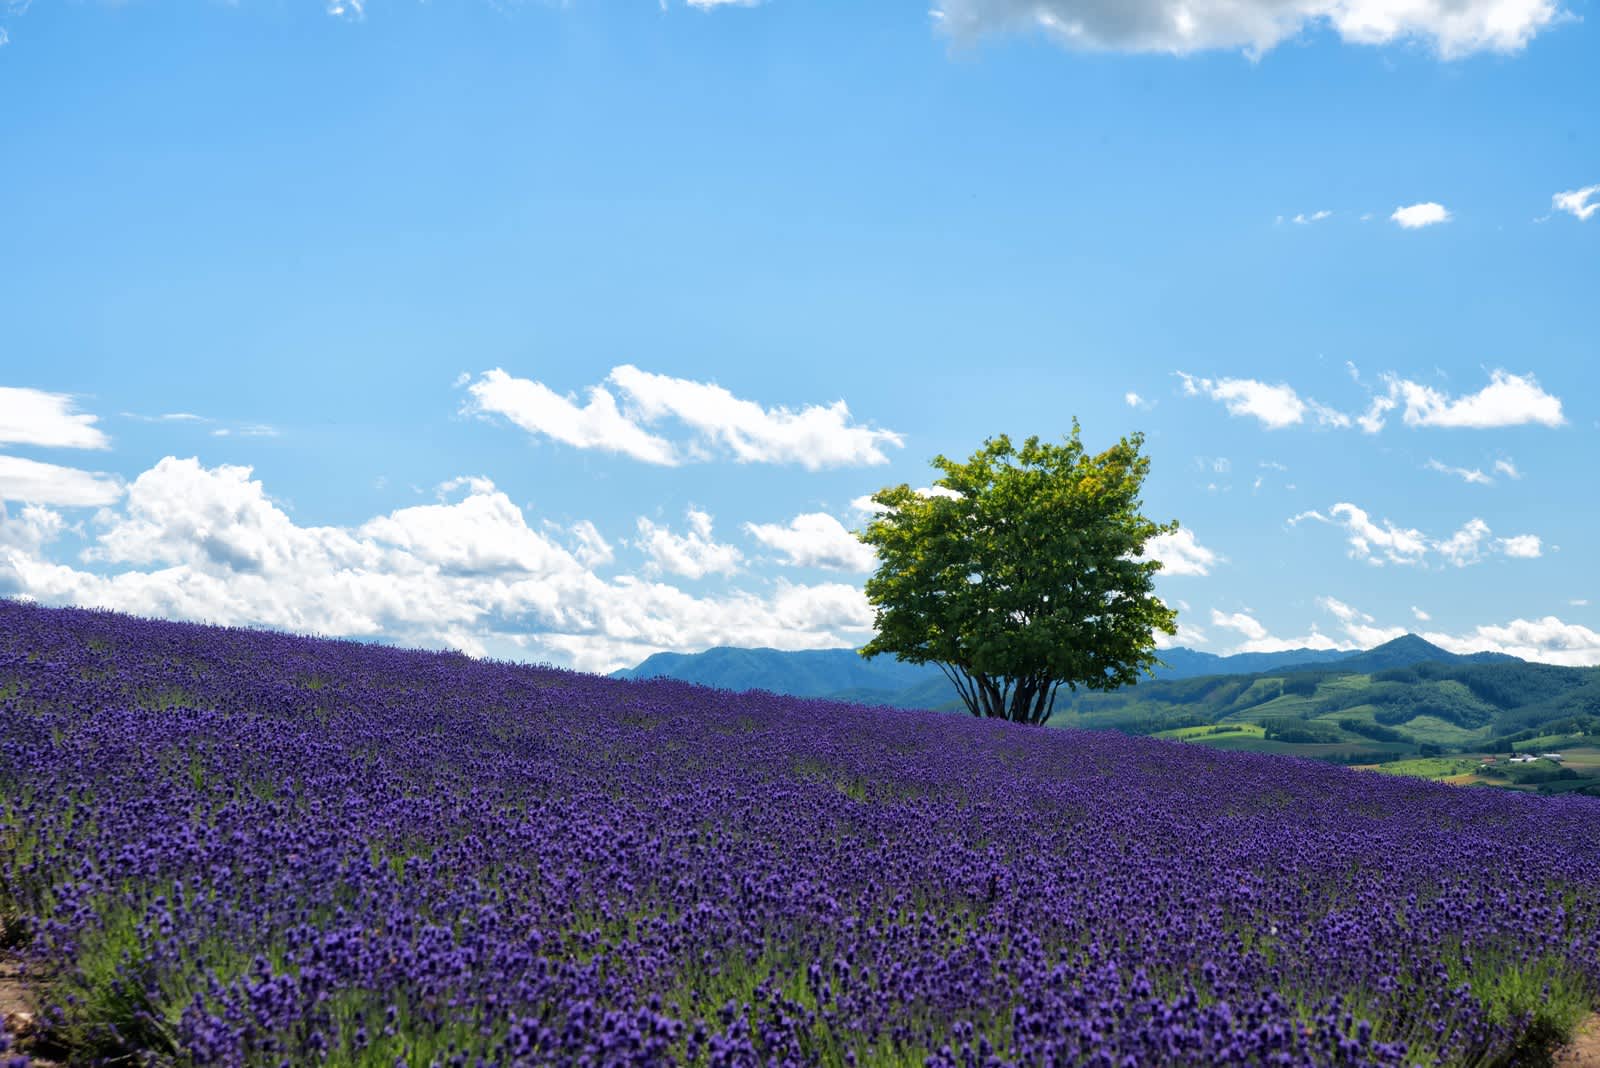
[1324,502,1430,565]
[1391,202,1452,228]
[0,387,110,450]
[1493,458,1523,480]
[0,455,123,507]
[0,457,873,674]
[1296,502,1541,568]
[607,365,903,469]
[0,503,66,555]
[465,368,678,466]
[1425,458,1493,485]
[1141,527,1220,577]
[1190,368,1563,435]
[1380,370,1564,430]
[1211,609,1270,642]
[930,0,1563,58]
[1217,598,1600,666]
[1570,599,1589,607]
[745,512,877,573]
[566,520,615,568]
[635,509,743,579]
[1434,517,1492,567]
[465,366,902,470]
[1153,619,1209,649]
[850,485,963,516]
[1553,185,1600,221]
[1498,533,1542,559]
[1316,595,1407,647]
[1125,391,1154,410]
[1209,608,1351,654]
[1411,605,1430,621]
[1423,617,1600,667]
[1177,372,1345,430]
[1292,210,1333,224]
[686,0,761,7]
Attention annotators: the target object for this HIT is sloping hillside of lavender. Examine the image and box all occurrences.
[1,600,1597,1066]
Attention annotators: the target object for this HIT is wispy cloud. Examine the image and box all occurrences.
[1292,502,1541,568]
[466,367,903,470]
[1424,459,1493,485]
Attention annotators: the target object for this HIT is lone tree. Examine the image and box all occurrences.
[857,421,1178,725]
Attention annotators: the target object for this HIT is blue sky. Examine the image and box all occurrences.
[1,0,1596,671]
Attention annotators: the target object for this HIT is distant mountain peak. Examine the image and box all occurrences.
[1372,633,1446,653]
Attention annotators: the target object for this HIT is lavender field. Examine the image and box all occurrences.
[0,601,1596,1067]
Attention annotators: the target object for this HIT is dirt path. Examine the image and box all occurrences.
[1557,1014,1600,1067]
[0,953,60,1067]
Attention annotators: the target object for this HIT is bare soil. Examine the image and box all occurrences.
[0,952,60,1067]
[1557,1014,1600,1067]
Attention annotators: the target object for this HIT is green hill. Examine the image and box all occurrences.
[1056,638,1599,781]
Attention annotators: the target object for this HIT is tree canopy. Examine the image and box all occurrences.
[856,422,1178,725]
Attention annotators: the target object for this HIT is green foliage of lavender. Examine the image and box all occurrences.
[1,600,1597,1066]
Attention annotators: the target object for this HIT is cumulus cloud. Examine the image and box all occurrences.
[1411,605,1430,621]
[1140,527,1220,577]
[0,457,874,673]
[0,503,67,555]
[930,0,1563,57]
[1291,210,1333,224]
[0,455,124,507]
[1391,202,1452,228]
[1293,501,1541,568]
[635,509,744,579]
[465,366,902,470]
[745,512,877,573]
[0,387,110,450]
[1423,616,1600,667]
[1553,185,1600,221]
[1498,533,1542,559]
[1378,370,1563,430]
[1125,391,1153,409]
